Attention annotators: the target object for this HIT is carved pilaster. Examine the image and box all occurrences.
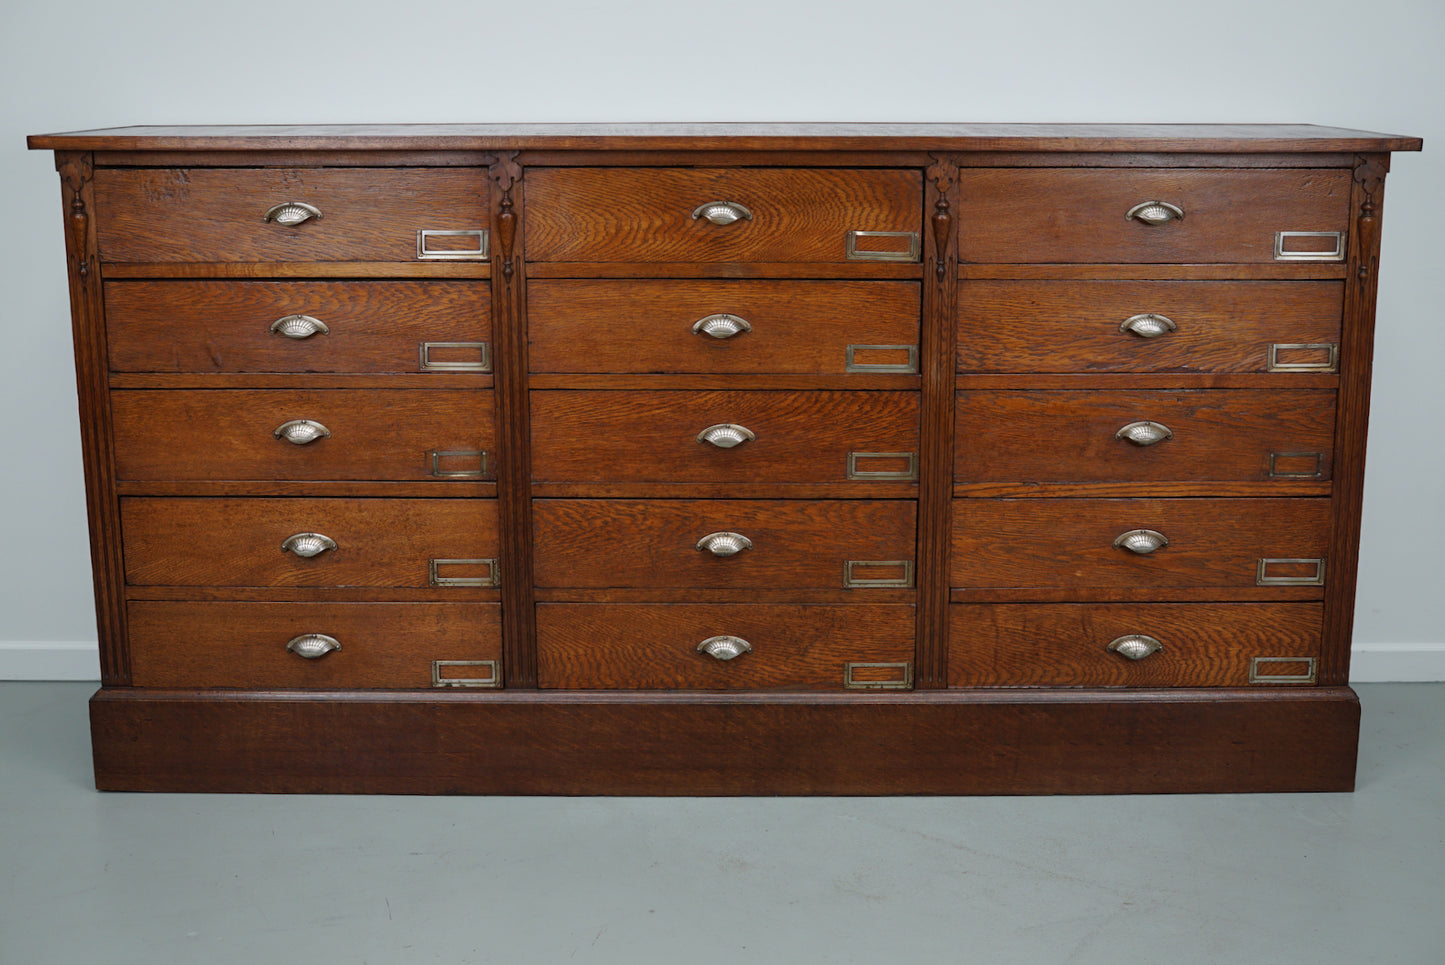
[1319,153,1391,686]
[916,154,962,689]
[487,151,537,687]
[55,151,130,685]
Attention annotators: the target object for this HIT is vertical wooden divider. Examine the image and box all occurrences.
[490,152,539,688]
[1319,153,1390,686]
[915,155,961,688]
[56,151,131,686]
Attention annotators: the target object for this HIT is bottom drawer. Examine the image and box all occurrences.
[128,602,502,689]
[950,602,1322,687]
[537,604,915,690]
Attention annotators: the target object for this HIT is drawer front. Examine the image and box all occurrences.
[128,602,502,689]
[105,281,491,374]
[957,281,1343,374]
[534,500,916,589]
[531,391,919,486]
[112,390,495,482]
[949,603,1323,687]
[957,168,1352,264]
[955,390,1336,484]
[951,498,1330,594]
[525,168,922,263]
[122,497,500,588]
[529,280,920,375]
[94,168,490,263]
[536,604,915,690]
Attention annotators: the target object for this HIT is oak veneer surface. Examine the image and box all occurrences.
[111,389,495,481]
[956,280,1343,374]
[533,499,916,589]
[528,279,919,374]
[956,169,1352,263]
[105,280,490,374]
[948,602,1323,687]
[954,389,1336,483]
[128,601,502,689]
[30,123,1420,795]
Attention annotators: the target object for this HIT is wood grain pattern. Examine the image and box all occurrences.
[28,125,1418,796]
[526,168,922,262]
[958,281,1343,373]
[533,499,915,589]
[30,122,1422,152]
[531,390,919,487]
[959,264,1349,281]
[56,152,132,685]
[105,280,490,373]
[536,603,915,690]
[95,168,490,263]
[915,156,961,688]
[958,169,1352,264]
[951,497,1331,595]
[103,262,490,279]
[121,497,498,588]
[528,280,919,374]
[111,389,494,482]
[87,688,1362,794]
[1320,155,1390,685]
[490,152,539,688]
[955,389,1336,483]
[949,602,1322,687]
[128,602,502,689]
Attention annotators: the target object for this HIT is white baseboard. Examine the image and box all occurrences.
[1,640,1442,683]
[0,641,100,681]
[1349,643,1445,683]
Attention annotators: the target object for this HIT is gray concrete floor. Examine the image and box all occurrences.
[1,683,1442,964]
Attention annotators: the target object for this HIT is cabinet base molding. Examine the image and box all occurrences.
[90,687,1359,795]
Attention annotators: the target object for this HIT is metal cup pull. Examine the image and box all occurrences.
[692,314,753,339]
[697,635,752,661]
[1107,634,1163,661]
[696,423,756,449]
[273,419,331,445]
[1126,200,1185,225]
[281,532,337,558]
[1113,529,1169,555]
[1120,313,1177,338]
[286,633,340,659]
[262,201,322,226]
[691,201,753,226]
[696,531,753,557]
[1115,421,1173,447]
[270,314,330,339]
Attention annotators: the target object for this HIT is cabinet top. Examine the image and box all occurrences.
[27,123,1422,153]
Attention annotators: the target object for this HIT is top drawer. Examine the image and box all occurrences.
[525,168,922,263]
[94,168,490,263]
[958,169,1352,264]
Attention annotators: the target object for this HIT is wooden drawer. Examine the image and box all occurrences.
[949,603,1322,687]
[957,168,1351,263]
[105,281,491,374]
[525,168,922,263]
[951,497,1330,596]
[121,497,499,588]
[955,390,1335,484]
[957,281,1343,374]
[128,602,502,689]
[112,390,495,482]
[537,603,915,690]
[534,499,915,590]
[529,280,920,375]
[531,390,919,488]
[94,168,489,263]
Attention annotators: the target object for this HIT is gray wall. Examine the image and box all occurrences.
[2,0,1441,673]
